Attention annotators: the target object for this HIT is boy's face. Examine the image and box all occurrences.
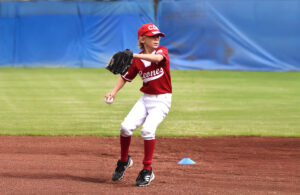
[142,35,160,49]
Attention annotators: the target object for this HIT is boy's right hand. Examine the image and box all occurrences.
[105,92,115,104]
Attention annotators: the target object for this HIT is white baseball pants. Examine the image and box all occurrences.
[120,93,172,140]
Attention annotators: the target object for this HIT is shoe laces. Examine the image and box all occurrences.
[116,160,127,172]
[139,169,150,177]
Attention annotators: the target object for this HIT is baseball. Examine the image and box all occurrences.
[105,96,114,104]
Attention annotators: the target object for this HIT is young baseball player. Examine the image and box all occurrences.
[105,23,172,186]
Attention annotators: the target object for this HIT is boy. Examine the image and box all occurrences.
[105,23,172,186]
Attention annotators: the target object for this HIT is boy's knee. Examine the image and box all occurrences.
[141,129,155,140]
[120,125,133,137]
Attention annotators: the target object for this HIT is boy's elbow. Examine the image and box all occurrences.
[154,54,164,63]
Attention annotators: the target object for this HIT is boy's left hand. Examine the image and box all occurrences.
[106,49,133,75]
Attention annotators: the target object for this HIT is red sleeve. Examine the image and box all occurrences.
[155,46,169,65]
[121,59,139,82]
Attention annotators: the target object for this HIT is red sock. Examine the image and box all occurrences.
[120,135,131,162]
[143,139,156,171]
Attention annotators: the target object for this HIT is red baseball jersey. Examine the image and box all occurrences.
[122,46,172,95]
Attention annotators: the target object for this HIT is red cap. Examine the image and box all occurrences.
[138,23,165,38]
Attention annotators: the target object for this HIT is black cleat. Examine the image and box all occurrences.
[136,167,155,186]
[112,155,133,181]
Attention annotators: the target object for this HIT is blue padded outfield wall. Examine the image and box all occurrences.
[0,1,154,67]
[1,0,300,71]
[158,0,300,71]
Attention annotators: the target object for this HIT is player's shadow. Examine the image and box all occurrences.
[0,172,107,183]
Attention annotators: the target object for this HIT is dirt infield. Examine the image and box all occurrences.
[0,136,299,194]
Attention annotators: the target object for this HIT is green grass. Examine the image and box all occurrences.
[0,67,299,137]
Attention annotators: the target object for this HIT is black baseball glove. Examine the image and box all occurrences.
[105,49,133,75]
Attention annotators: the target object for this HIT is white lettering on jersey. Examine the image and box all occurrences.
[139,67,164,83]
